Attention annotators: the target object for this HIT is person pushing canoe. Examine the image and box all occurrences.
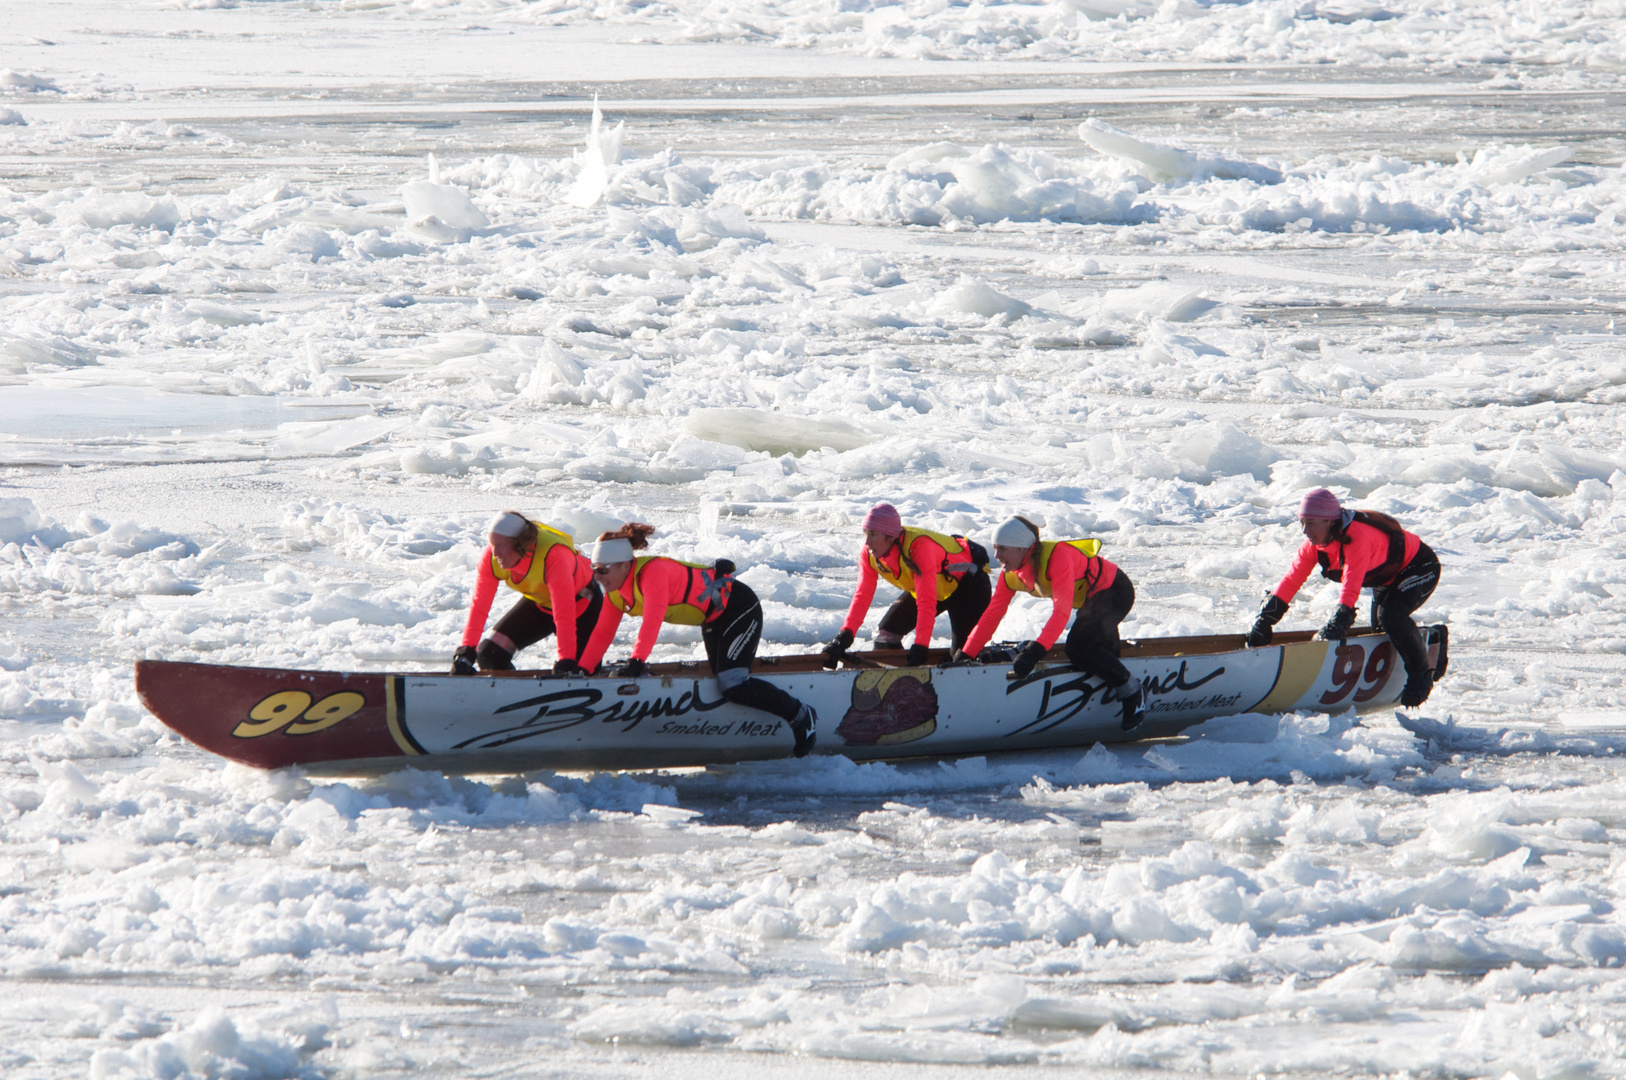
[820,503,992,668]
[577,523,817,758]
[1245,488,1440,707]
[950,516,1144,729]
[453,511,602,676]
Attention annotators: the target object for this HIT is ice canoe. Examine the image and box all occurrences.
[133,626,1447,776]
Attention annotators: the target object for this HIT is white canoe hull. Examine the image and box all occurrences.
[135,626,1447,775]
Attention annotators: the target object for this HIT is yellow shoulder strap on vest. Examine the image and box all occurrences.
[869,542,910,590]
[534,521,574,547]
[612,555,661,615]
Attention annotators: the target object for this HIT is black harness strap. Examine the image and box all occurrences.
[1317,510,1408,588]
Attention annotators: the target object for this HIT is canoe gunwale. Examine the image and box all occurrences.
[431,627,1370,680]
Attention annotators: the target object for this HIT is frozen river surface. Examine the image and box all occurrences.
[4,1,1626,1076]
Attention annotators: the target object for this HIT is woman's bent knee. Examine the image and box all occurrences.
[477,641,515,670]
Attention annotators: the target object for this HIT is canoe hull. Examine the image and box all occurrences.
[135,627,1446,775]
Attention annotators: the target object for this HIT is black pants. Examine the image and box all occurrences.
[878,550,994,651]
[1370,543,1439,681]
[701,582,804,723]
[477,584,604,670]
[1063,571,1136,689]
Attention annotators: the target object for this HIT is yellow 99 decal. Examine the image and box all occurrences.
[233,689,367,738]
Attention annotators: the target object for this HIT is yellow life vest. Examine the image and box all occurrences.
[490,520,579,610]
[868,527,980,602]
[1001,539,1103,609]
[608,556,733,625]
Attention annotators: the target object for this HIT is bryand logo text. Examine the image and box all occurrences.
[453,681,746,750]
[1002,660,1227,735]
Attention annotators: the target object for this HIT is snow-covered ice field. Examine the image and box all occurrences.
[5,0,1626,1076]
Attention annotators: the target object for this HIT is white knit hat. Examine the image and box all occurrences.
[991,517,1038,549]
[488,511,527,538]
[592,537,635,564]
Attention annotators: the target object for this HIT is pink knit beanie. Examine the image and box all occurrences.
[861,503,903,536]
[1298,488,1343,520]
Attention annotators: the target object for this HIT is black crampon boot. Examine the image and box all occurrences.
[1108,681,1145,731]
[1399,670,1433,708]
[789,704,817,758]
[1386,618,1434,709]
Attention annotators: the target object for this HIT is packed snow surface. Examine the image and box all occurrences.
[5,0,1626,1077]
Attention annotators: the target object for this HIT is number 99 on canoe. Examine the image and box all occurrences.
[1320,641,1395,707]
[232,690,367,738]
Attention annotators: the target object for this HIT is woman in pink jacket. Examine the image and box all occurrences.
[578,523,815,758]
[1245,488,1440,706]
[452,511,601,676]
[950,516,1142,729]
[818,503,991,668]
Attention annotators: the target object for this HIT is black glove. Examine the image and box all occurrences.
[905,643,929,666]
[451,646,478,676]
[553,658,583,677]
[1009,641,1047,680]
[614,657,647,678]
[1245,594,1290,648]
[1318,604,1356,642]
[819,629,854,669]
[939,650,976,669]
[979,645,1013,664]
